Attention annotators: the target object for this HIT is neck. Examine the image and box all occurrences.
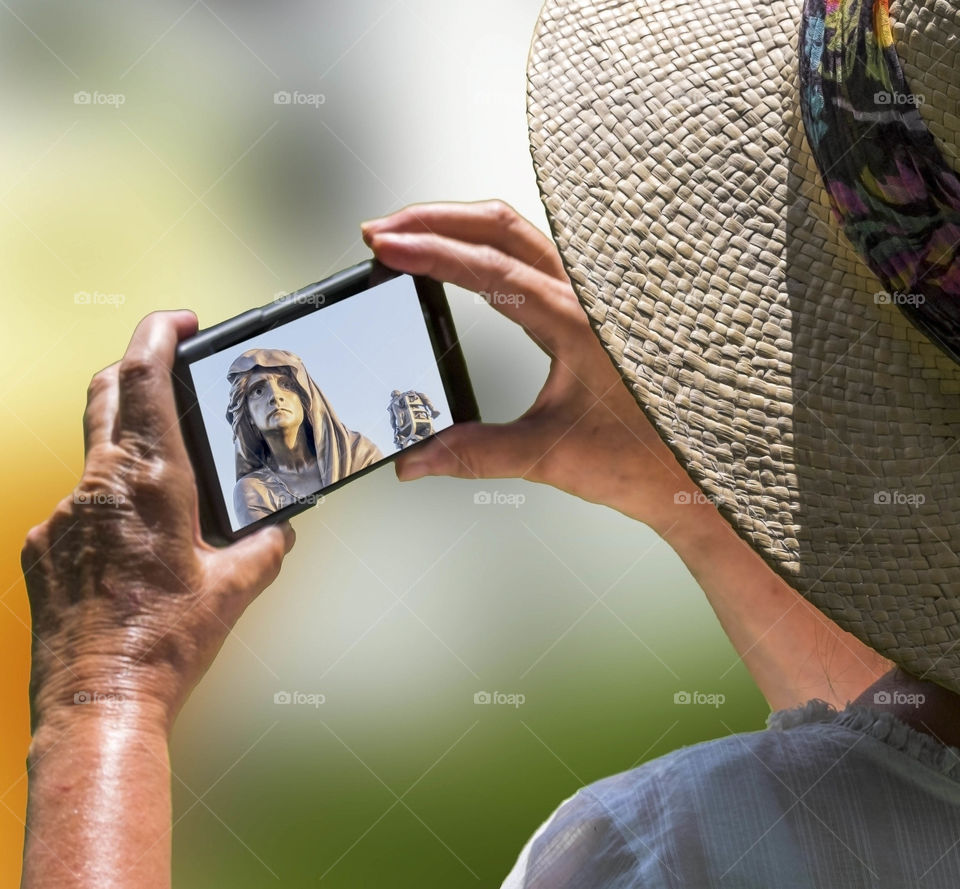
[853,667,960,749]
[264,425,313,473]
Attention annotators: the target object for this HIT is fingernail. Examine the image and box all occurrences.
[368,231,410,250]
[281,522,296,552]
[397,459,430,481]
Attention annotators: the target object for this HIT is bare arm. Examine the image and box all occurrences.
[21,312,295,888]
[23,709,172,888]
[658,503,891,710]
[362,199,891,712]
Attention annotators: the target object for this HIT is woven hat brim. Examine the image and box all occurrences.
[527,0,960,692]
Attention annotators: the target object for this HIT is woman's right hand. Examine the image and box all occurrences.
[361,200,896,713]
[361,199,706,536]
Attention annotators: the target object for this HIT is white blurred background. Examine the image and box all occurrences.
[1,2,766,886]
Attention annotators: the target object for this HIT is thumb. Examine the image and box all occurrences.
[395,420,549,482]
[212,522,296,622]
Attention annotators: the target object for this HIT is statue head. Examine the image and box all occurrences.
[226,348,383,485]
[390,389,401,399]
[227,350,316,481]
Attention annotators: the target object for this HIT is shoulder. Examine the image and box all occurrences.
[566,720,870,842]
[501,722,865,889]
[234,468,280,498]
[351,433,383,463]
[233,468,287,519]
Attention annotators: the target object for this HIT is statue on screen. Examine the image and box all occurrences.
[388,389,441,449]
[227,349,383,525]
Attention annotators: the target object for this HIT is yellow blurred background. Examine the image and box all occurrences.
[1,1,767,885]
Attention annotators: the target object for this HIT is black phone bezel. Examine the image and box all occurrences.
[172,259,479,546]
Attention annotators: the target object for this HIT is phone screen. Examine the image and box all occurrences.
[187,273,455,532]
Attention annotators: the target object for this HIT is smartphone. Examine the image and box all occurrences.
[172,259,480,545]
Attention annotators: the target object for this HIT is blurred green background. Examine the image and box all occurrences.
[0,1,768,885]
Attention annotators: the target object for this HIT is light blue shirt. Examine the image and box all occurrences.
[501,701,960,888]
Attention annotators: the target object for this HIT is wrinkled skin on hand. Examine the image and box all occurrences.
[22,312,295,737]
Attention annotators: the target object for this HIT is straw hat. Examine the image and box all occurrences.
[526,0,960,692]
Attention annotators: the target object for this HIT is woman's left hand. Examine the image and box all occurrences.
[22,310,296,741]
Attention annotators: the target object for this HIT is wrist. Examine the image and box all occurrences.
[30,658,179,746]
[30,690,171,745]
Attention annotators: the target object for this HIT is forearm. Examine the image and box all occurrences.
[652,500,892,712]
[22,708,172,889]
[19,310,291,889]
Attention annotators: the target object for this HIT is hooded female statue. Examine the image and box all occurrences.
[226,348,383,526]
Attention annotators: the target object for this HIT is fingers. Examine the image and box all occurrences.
[212,522,295,622]
[117,310,198,457]
[365,230,583,356]
[394,420,553,483]
[362,199,568,282]
[83,362,119,455]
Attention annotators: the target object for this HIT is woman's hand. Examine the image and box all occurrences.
[21,311,295,742]
[362,199,701,534]
[363,200,892,711]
